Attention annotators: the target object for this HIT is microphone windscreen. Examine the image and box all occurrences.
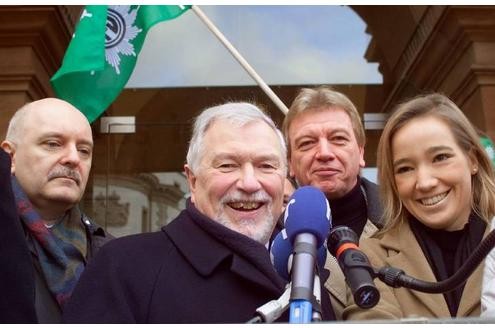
[270,229,328,281]
[283,186,332,247]
[270,229,292,281]
[327,226,359,258]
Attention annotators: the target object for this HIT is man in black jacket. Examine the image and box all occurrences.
[63,102,336,323]
[0,98,112,323]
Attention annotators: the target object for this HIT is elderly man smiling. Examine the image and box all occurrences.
[63,102,336,323]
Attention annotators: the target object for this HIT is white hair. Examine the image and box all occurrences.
[186,102,287,174]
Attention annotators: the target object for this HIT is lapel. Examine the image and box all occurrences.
[361,219,380,239]
[324,251,347,305]
[361,177,384,228]
[164,211,283,295]
[379,220,450,317]
[229,254,285,295]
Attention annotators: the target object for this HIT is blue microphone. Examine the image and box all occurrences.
[284,186,331,246]
[270,229,293,281]
[282,186,331,323]
[270,229,328,281]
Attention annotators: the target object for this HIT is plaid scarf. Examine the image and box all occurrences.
[11,176,87,308]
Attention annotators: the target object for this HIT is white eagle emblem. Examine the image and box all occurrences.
[104,6,142,74]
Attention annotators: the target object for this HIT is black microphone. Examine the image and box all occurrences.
[327,226,380,309]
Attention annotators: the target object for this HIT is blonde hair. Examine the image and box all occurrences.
[377,93,495,234]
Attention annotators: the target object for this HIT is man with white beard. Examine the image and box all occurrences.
[63,102,335,323]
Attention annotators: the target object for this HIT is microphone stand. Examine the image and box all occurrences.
[288,233,317,323]
[248,283,291,323]
[311,274,323,321]
[247,275,324,323]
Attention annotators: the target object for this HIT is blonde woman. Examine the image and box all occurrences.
[344,93,495,320]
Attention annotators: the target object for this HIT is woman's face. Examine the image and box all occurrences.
[391,116,477,231]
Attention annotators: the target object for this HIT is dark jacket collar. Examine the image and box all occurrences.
[360,176,384,228]
[163,200,285,294]
[76,207,107,238]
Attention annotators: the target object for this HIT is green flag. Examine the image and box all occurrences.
[50,5,190,123]
[480,135,495,167]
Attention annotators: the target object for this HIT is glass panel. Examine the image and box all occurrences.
[81,122,189,238]
[78,5,386,238]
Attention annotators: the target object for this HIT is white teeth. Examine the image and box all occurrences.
[229,202,261,210]
[420,192,448,206]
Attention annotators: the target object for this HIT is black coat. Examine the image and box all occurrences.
[63,201,335,323]
[0,148,112,323]
[0,149,37,323]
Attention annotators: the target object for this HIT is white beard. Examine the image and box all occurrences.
[215,190,276,244]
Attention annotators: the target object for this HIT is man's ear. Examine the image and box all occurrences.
[1,140,16,174]
[358,146,366,168]
[288,161,295,179]
[184,164,196,203]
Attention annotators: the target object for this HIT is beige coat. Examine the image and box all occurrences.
[343,219,489,321]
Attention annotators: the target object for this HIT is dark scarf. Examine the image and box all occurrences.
[11,176,87,308]
[330,176,368,237]
[410,212,486,317]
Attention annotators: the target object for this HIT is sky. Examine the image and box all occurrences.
[126,5,382,88]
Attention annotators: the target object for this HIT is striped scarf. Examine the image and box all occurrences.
[11,176,87,308]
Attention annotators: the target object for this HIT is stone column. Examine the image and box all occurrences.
[0,5,81,139]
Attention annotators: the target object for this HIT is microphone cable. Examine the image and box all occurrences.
[377,228,495,293]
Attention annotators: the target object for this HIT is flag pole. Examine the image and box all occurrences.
[191,5,289,115]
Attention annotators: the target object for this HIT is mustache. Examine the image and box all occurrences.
[47,167,81,184]
[220,190,272,204]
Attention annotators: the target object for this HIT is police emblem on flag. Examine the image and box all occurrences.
[104,6,142,74]
[52,5,190,122]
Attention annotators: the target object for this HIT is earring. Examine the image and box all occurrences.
[472,167,478,174]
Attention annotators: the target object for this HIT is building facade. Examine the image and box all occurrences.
[1,5,494,235]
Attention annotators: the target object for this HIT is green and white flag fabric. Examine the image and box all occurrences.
[50,5,190,123]
[480,135,495,167]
